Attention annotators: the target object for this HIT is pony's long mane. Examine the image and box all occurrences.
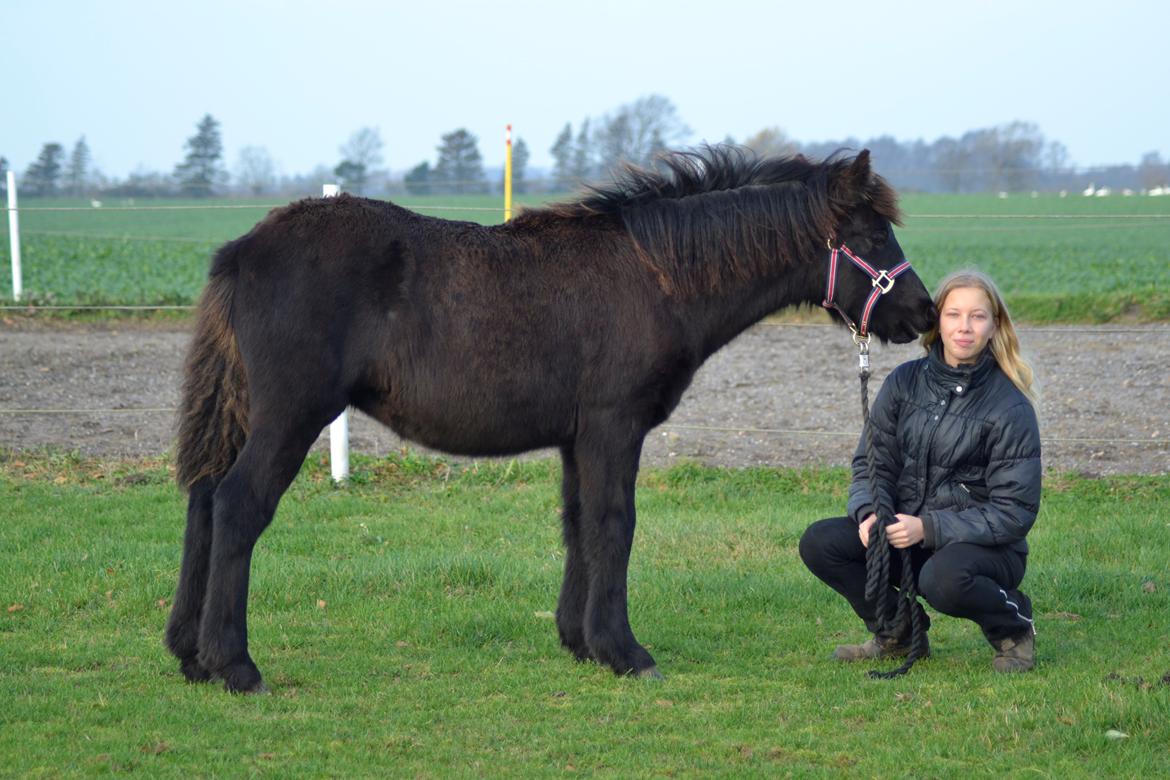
[514,145,901,297]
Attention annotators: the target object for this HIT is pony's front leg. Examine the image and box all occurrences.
[574,426,660,678]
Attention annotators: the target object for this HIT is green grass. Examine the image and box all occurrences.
[898,193,1170,322]
[2,452,1167,777]
[1,192,1169,320]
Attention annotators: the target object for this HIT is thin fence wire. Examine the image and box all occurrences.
[1,305,1168,335]
[1,203,510,214]
[6,203,1170,218]
[0,404,1164,449]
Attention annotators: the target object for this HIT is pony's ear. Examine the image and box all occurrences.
[831,149,873,207]
[850,149,872,184]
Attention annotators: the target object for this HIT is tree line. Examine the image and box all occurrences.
[5,96,1168,199]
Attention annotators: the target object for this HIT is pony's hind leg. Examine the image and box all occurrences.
[197,423,323,693]
[164,476,218,682]
[556,446,592,661]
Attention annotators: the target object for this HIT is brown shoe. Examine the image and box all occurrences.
[832,634,924,661]
[992,632,1035,673]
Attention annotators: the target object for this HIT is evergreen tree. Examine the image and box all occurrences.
[333,160,367,193]
[174,114,227,197]
[433,128,485,194]
[511,137,530,194]
[0,157,8,196]
[404,161,432,195]
[572,118,594,182]
[24,142,65,196]
[66,136,91,196]
[550,122,573,188]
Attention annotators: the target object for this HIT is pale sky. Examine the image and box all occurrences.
[4,0,1168,180]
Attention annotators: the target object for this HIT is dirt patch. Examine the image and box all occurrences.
[1,319,1167,476]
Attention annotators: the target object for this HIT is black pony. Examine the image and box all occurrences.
[166,146,935,692]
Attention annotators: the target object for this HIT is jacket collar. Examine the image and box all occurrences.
[926,340,997,394]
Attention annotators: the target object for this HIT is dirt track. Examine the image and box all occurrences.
[1,320,1167,476]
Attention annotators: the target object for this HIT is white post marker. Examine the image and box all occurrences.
[323,183,349,482]
[7,171,21,301]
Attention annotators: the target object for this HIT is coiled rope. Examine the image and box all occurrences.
[858,353,930,679]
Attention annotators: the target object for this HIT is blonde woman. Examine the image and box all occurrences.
[800,270,1041,672]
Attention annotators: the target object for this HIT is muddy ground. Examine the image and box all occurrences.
[1,320,1167,476]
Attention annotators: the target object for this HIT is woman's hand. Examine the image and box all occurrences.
[859,514,878,548]
[886,514,925,548]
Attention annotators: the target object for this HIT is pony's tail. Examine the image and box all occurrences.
[175,250,250,492]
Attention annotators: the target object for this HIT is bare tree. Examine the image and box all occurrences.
[335,127,384,195]
[593,94,690,173]
[1138,151,1169,189]
[742,127,799,158]
[990,121,1045,191]
[236,146,277,196]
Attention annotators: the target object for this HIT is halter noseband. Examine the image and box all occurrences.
[821,239,914,340]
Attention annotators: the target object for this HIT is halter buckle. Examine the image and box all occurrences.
[852,327,871,370]
[871,270,895,294]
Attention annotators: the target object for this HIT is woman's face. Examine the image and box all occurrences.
[938,286,997,367]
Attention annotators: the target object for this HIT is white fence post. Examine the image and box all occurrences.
[323,183,349,482]
[6,171,21,301]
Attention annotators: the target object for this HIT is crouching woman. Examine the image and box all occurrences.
[800,269,1041,672]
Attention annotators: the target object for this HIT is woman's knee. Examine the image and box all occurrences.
[798,516,855,573]
[918,557,971,615]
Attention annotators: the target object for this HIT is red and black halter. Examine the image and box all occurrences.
[821,241,914,339]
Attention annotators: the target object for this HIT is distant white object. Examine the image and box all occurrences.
[1059,190,1068,198]
[1149,186,1169,197]
[997,191,1008,199]
[323,183,348,482]
[6,171,20,301]
[90,200,102,208]
[1095,187,1112,197]
[1082,183,1096,196]
[1030,191,1039,198]
[1122,188,1135,197]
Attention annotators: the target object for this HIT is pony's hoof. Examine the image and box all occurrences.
[637,666,665,680]
[179,657,212,683]
[216,661,265,694]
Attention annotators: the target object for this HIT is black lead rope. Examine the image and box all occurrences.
[856,337,929,679]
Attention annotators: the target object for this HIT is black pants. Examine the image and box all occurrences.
[798,516,1033,643]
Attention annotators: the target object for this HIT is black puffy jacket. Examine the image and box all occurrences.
[846,342,1041,553]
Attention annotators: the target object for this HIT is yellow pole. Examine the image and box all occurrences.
[504,124,513,222]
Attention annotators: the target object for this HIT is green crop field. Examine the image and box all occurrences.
[2,192,1169,320]
[1,453,1168,777]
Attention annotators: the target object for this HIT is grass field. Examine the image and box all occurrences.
[2,192,1168,321]
[2,452,1167,777]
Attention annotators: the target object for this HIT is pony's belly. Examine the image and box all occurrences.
[356,393,569,457]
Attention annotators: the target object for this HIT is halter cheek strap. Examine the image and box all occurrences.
[821,242,914,338]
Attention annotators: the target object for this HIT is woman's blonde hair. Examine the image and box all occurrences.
[921,269,1037,405]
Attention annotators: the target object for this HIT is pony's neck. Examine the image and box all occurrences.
[686,259,823,360]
